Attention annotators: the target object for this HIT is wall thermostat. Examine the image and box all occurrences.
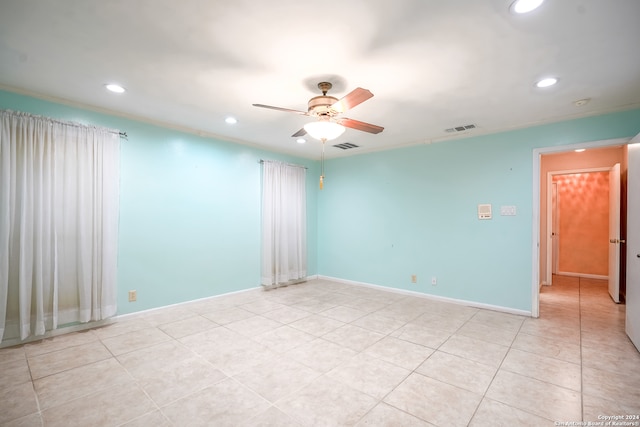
[478,204,492,220]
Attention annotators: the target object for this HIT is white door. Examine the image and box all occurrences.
[627,142,640,351]
[552,182,559,275]
[608,163,621,302]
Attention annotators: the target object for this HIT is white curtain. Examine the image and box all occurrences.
[261,160,307,287]
[0,110,120,343]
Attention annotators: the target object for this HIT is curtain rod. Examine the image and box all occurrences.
[258,159,308,169]
[1,109,126,139]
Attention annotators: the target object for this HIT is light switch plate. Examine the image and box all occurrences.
[500,206,517,216]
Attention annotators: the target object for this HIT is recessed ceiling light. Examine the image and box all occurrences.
[510,0,544,14]
[225,117,238,124]
[574,148,586,153]
[296,138,306,144]
[535,77,558,88]
[105,84,125,93]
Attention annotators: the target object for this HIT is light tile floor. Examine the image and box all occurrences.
[1,276,639,426]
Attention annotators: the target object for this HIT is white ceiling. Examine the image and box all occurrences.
[1,0,639,159]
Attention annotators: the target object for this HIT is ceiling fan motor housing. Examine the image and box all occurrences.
[308,95,339,116]
[253,80,383,134]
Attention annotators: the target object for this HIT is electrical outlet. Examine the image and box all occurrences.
[411,275,417,283]
[431,277,437,286]
[128,290,137,302]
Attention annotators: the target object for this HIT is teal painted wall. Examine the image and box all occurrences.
[0,90,319,314]
[318,109,640,312]
[3,89,640,315]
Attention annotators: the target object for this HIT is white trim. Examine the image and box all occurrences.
[0,305,117,348]
[318,275,532,317]
[0,85,317,161]
[532,137,631,319]
[532,151,541,317]
[2,84,639,162]
[116,285,264,320]
[546,166,613,286]
[108,274,317,321]
[0,275,326,347]
[0,284,269,348]
[1,272,533,348]
[557,272,609,280]
[0,318,114,349]
[549,180,558,282]
[549,166,613,175]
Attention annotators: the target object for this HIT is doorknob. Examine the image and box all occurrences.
[620,239,626,243]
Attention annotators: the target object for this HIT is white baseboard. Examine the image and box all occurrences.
[2,272,533,348]
[117,285,265,320]
[118,275,322,320]
[119,275,320,320]
[317,275,532,317]
[557,272,608,280]
[0,284,266,348]
[0,318,115,349]
[539,280,554,290]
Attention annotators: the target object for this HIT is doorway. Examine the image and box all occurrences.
[534,137,640,354]
[547,168,612,283]
[532,139,629,318]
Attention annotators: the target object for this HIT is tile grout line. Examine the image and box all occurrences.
[371,307,483,426]
[347,319,424,426]
[5,278,623,426]
[464,313,528,426]
[305,295,436,426]
[578,276,585,422]
[24,352,44,425]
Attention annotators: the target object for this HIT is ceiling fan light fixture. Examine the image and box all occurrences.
[303,120,345,141]
[510,0,544,14]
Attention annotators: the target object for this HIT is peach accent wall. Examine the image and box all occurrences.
[539,146,624,284]
[554,172,609,275]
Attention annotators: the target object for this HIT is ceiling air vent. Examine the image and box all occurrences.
[445,124,477,133]
[333,142,359,150]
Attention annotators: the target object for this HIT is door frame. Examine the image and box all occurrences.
[609,163,622,302]
[545,167,613,286]
[626,139,640,350]
[551,181,559,275]
[532,137,630,318]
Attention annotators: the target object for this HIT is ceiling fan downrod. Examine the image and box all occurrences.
[317,82,332,96]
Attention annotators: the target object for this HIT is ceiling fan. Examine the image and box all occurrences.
[252,81,384,141]
[253,81,383,189]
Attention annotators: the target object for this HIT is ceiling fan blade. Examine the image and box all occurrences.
[252,104,308,115]
[292,128,307,137]
[331,88,373,113]
[336,117,384,134]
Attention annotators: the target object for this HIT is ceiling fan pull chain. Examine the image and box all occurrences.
[319,148,325,189]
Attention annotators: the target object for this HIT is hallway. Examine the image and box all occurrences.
[538,275,640,420]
